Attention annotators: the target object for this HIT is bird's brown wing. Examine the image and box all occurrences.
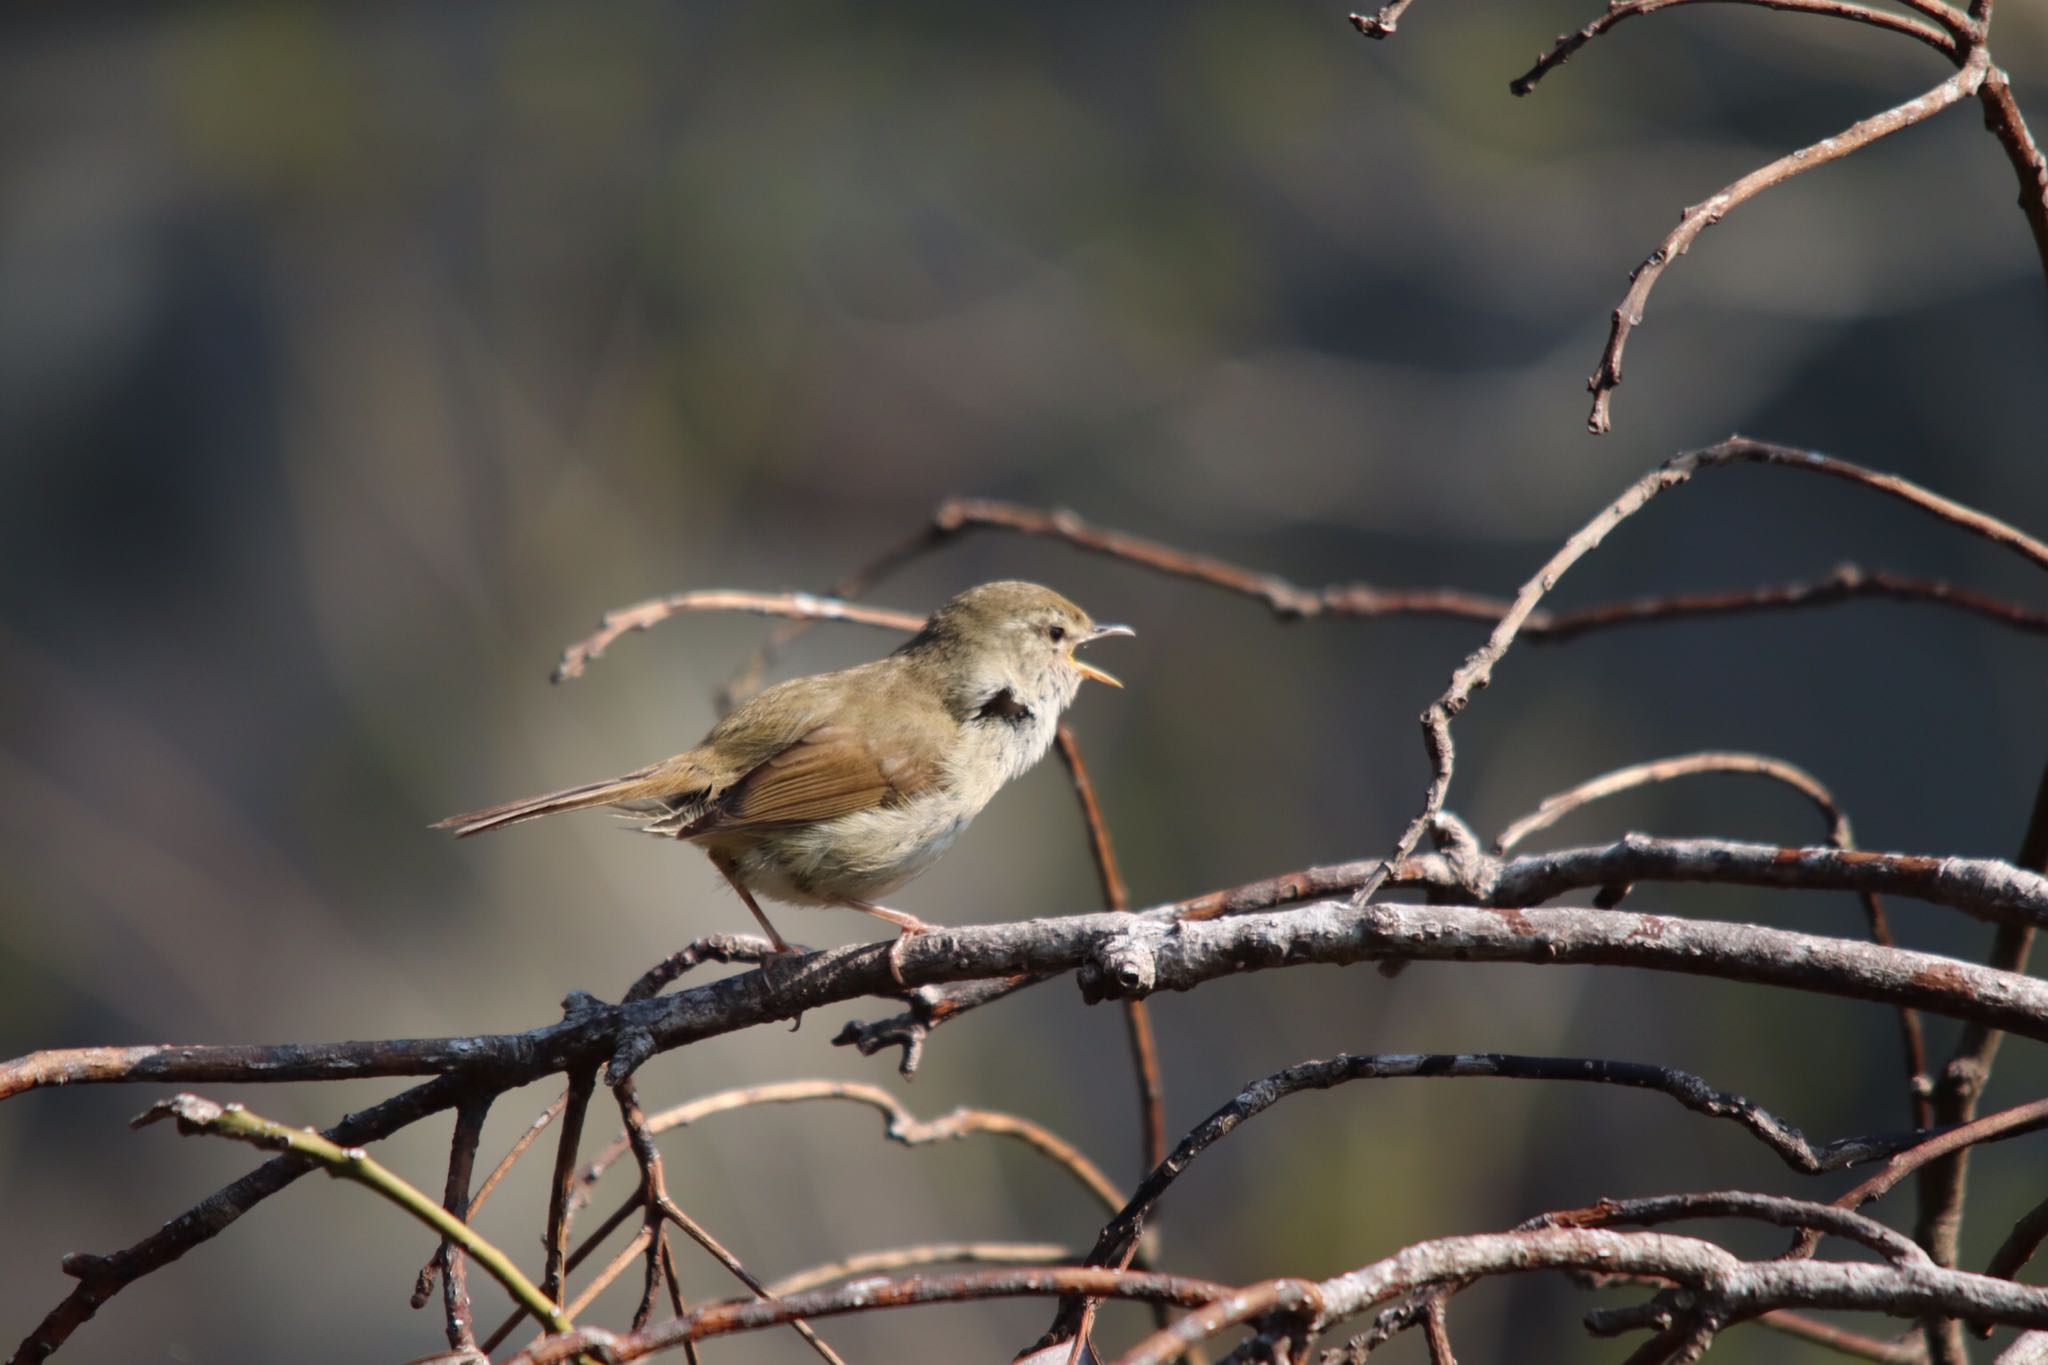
[674,723,941,834]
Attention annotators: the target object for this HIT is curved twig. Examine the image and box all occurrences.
[572,1079,1124,1218]
[1529,1190,1930,1266]
[1494,749,1930,1121]
[1512,0,1958,98]
[1496,751,1860,854]
[552,592,921,683]
[1581,59,1986,432]
[764,1242,1075,1298]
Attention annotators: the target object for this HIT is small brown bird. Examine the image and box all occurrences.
[435,581,1132,971]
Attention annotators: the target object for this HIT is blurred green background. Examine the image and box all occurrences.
[4,3,2048,1361]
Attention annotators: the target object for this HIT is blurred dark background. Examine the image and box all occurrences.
[3,3,2046,1361]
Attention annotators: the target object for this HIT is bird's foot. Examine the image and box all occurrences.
[841,901,935,987]
[884,921,935,988]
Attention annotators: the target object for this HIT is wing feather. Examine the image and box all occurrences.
[691,723,937,832]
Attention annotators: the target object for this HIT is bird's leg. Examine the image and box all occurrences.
[710,855,797,957]
[839,900,934,986]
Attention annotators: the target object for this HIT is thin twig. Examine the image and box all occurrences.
[610,1082,697,1360]
[562,1226,651,1321]
[1978,69,2048,289]
[541,1069,598,1308]
[1055,723,1167,1172]
[509,1267,1236,1365]
[833,973,1041,1077]
[652,1195,849,1365]
[552,591,921,683]
[1511,0,1958,97]
[417,1089,570,1304]
[1755,1311,1926,1363]
[480,1200,647,1354]
[1422,1296,1456,1364]
[764,1242,1075,1297]
[1053,720,1173,1362]
[430,1096,492,1351]
[614,1080,761,1358]
[1986,1192,2048,1287]
[1534,565,2048,641]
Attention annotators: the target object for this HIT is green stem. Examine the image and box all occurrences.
[136,1093,572,1336]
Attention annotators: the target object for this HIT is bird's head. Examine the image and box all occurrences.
[906,580,1134,721]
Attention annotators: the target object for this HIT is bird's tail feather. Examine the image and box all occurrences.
[431,766,676,837]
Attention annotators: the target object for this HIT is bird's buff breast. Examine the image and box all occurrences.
[710,714,1056,907]
[715,792,980,906]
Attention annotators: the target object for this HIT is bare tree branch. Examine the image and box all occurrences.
[18,831,2048,1100]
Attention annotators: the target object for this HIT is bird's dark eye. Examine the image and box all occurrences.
[1047,624,1067,643]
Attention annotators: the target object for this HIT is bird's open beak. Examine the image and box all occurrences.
[1069,623,1135,688]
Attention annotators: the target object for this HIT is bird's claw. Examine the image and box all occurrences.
[886,923,933,988]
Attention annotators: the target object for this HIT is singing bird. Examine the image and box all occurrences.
[435,581,1132,972]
